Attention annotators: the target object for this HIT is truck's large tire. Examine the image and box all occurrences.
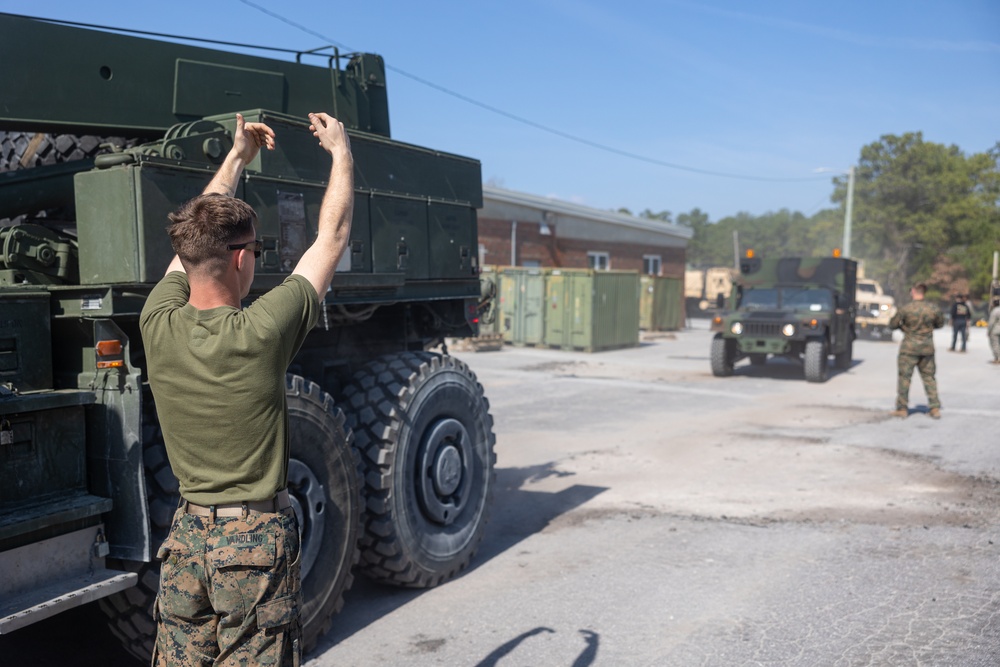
[710,335,736,377]
[804,339,829,383]
[0,131,132,172]
[284,374,362,651]
[100,376,361,661]
[0,132,137,225]
[341,351,496,588]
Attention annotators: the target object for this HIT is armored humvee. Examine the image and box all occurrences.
[684,266,736,317]
[0,13,496,661]
[855,278,896,341]
[710,254,857,383]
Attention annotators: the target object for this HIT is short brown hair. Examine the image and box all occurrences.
[911,283,927,296]
[167,194,257,269]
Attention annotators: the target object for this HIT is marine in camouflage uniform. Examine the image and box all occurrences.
[139,111,354,666]
[988,299,1000,363]
[889,283,945,417]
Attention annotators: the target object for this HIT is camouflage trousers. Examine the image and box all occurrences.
[153,505,301,667]
[897,352,940,410]
[991,334,1000,361]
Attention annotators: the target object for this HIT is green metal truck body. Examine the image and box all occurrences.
[0,13,495,660]
[710,256,857,382]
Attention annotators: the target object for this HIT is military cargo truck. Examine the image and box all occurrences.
[0,13,495,661]
[710,255,857,383]
[855,278,896,341]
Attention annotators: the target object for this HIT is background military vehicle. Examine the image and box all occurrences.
[684,266,736,317]
[855,277,896,341]
[0,13,496,661]
[710,254,857,383]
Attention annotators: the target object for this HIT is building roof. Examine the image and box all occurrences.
[482,185,693,242]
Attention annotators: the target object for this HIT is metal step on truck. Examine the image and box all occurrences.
[0,12,497,661]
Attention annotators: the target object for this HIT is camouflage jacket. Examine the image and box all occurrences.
[890,299,944,356]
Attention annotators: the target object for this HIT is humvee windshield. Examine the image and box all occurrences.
[740,287,833,311]
[742,288,780,309]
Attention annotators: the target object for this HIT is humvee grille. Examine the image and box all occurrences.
[744,322,782,337]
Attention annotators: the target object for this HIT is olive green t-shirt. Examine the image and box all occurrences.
[139,272,319,505]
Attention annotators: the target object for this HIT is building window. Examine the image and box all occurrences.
[587,251,610,271]
[643,255,662,276]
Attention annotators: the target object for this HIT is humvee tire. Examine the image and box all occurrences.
[342,351,496,588]
[101,375,361,661]
[804,339,829,383]
[835,337,853,370]
[710,335,735,376]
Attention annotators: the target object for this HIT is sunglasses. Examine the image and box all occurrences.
[227,239,263,259]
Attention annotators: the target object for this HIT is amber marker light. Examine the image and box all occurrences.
[96,339,124,369]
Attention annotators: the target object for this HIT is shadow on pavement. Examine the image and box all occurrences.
[4,463,604,665]
[312,463,606,652]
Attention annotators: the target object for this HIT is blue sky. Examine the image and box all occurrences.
[5,1,998,221]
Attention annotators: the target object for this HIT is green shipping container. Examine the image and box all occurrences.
[498,267,547,345]
[544,269,640,352]
[640,276,684,331]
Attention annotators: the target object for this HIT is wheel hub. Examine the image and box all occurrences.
[287,459,325,580]
[419,418,472,526]
[433,445,462,496]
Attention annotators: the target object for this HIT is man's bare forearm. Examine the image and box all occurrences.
[317,153,354,262]
[292,112,355,298]
[293,153,353,298]
[203,152,248,197]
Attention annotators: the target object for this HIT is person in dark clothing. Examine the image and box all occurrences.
[949,294,973,352]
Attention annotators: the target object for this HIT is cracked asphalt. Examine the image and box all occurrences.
[8,320,999,665]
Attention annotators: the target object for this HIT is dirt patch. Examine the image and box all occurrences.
[532,436,1000,532]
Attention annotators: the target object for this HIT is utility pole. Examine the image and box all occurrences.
[733,230,740,269]
[843,166,855,258]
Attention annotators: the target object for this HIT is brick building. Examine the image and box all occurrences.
[478,186,691,276]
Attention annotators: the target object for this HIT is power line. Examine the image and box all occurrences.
[235,0,830,184]
[16,5,833,185]
[1,11,310,55]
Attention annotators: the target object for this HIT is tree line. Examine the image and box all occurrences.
[622,133,1000,305]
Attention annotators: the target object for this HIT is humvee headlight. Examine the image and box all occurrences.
[730,322,744,335]
[782,323,795,337]
[880,304,889,311]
